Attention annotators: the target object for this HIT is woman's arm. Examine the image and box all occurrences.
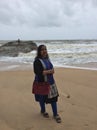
[34,59,54,75]
[34,59,43,75]
[43,69,54,75]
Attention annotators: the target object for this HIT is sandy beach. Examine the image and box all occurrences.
[0,67,97,130]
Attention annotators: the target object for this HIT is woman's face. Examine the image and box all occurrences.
[40,46,47,58]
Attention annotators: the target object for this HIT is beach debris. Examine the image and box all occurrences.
[61,92,70,98]
[0,40,37,57]
[67,94,70,98]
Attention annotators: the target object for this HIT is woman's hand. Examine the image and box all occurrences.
[43,69,54,75]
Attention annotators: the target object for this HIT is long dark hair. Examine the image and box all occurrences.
[35,44,49,59]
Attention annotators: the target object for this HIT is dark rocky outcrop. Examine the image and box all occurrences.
[0,40,37,57]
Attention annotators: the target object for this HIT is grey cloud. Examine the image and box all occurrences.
[0,0,97,28]
[0,0,75,27]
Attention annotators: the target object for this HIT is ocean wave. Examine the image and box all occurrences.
[0,40,97,68]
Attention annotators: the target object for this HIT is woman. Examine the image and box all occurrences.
[33,45,61,123]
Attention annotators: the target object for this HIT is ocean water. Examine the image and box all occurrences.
[0,40,97,70]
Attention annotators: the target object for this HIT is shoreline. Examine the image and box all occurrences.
[0,61,97,71]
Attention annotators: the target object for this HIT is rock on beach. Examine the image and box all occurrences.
[0,40,37,57]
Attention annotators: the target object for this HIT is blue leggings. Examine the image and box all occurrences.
[39,97,57,116]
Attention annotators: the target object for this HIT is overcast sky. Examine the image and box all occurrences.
[0,0,97,40]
